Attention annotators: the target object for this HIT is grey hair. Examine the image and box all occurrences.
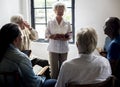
[53,1,66,11]
[10,14,24,24]
[76,27,97,54]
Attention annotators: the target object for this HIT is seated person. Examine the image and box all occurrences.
[103,17,120,87]
[0,23,56,87]
[10,14,50,78]
[55,27,111,87]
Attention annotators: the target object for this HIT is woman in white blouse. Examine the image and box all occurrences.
[45,1,72,79]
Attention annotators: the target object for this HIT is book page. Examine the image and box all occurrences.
[33,65,42,75]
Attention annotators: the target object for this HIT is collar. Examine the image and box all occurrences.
[9,44,19,52]
[54,18,67,26]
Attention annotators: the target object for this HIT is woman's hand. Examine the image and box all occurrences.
[50,34,69,41]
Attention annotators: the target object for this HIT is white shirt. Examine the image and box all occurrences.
[55,53,112,87]
[45,18,72,53]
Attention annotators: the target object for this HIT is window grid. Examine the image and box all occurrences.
[31,0,75,43]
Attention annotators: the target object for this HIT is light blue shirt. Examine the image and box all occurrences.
[0,44,45,87]
[104,36,111,52]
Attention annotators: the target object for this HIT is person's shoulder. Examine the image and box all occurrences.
[94,55,109,64]
[5,49,30,67]
[109,40,120,49]
[62,58,78,66]
[15,51,32,66]
[12,49,30,62]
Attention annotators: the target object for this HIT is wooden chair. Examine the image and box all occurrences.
[0,70,21,87]
[66,76,115,87]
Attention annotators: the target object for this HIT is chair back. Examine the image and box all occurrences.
[66,76,115,87]
[0,70,21,87]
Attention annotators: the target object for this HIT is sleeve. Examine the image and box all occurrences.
[19,57,44,87]
[45,21,51,39]
[29,28,39,40]
[101,58,112,78]
[104,37,111,52]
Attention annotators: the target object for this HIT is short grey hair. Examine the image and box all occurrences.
[10,14,24,24]
[53,1,66,11]
[76,27,97,54]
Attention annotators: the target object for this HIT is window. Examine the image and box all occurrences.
[31,0,75,43]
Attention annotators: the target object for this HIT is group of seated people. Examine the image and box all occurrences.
[0,16,120,87]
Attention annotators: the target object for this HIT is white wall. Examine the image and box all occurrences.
[0,0,31,27]
[0,0,21,27]
[75,0,120,48]
[0,0,120,60]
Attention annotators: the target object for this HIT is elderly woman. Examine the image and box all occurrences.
[45,2,72,79]
[55,27,111,87]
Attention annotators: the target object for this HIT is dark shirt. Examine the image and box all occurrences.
[107,36,120,60]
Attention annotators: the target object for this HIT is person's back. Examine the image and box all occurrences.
[55,27,111,87]
[0,57,22,87]
[61,54,111,84]
[0,23,56,87]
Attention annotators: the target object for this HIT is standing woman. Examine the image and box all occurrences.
[45,2,72,79]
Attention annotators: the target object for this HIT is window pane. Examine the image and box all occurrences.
[34,0,45,8]
[35,25,46,39]
[47,9,55,22]
[46,0,57,7]
[35,9,45,23]
[60,0,71,7]
[69,24,73,42]
[64,8,72,24]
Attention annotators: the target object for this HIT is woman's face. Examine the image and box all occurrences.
[55,7,64,17]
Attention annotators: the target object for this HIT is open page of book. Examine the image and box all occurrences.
[33,65,42,75]
[33,65,49,76]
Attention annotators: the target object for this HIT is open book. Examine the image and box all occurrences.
[33,65,49,76]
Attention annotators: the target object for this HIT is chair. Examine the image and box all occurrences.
[66,75,115,87]
[0,70,21,87]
